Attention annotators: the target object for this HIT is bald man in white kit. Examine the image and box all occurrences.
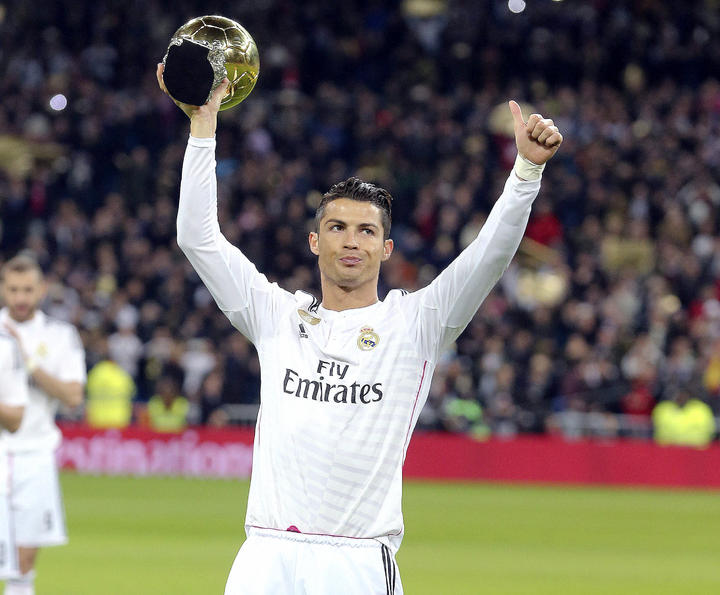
[1,255,86,595]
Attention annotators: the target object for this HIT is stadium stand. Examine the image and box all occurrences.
[1,0,719,440]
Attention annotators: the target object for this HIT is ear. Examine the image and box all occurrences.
[309,231,320,256]
[382,239,393,261]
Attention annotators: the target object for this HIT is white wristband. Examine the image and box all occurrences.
[25,357,38,374]
[513,154,545,181]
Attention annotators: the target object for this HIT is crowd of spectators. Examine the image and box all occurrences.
[2,0,720,442]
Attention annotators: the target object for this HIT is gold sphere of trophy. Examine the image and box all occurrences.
[162,15,259,111]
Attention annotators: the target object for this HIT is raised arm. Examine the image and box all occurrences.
[158,64,285,342]
[405,102,563,359]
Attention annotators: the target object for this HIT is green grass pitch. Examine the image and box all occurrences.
[23,473,720,594]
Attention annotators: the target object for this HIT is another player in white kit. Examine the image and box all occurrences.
[0,255,86,595]
[0,329,28,582]
[158,66,562,594]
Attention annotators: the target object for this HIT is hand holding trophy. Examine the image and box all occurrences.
[159,15,259,113]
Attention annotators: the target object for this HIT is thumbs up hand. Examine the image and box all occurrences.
[508,100,563,166]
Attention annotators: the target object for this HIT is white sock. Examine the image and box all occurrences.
[4,570,35,595]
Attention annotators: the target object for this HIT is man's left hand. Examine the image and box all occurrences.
[509,100,563,165]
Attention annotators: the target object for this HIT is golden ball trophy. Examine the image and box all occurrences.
[162,15,259,110]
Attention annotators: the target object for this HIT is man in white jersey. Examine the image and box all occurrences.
[158,65,562,594]
[0,255,86,595]
[0,329,28,582]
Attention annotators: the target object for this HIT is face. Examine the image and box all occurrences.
[309,199,393,292]
[1,269,46,322]
[157,378,177,400]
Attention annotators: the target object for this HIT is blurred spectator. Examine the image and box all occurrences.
[107,304,143,378]
[440,372,490,440]
[146,374,189,433]
[652,385,716,448]
[221,334,260,405]
[620,380,656,418]
[85,339,136,429]
[180,338,216,397]
[525,197,563,247]
[197,368,226,426]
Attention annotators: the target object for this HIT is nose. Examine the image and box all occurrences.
[344,230,359,248]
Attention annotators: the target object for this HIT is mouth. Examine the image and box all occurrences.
[339,256,362,266]
[10,306,32,320]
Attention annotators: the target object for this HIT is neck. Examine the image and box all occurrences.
[320,277,379,312]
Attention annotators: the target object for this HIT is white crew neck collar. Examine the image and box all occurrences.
[318,300,382,317]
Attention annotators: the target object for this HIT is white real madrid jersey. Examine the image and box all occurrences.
[0,330,28,413]
[0,329,28,491]
[178,136,540,552]
[0,309,86,452]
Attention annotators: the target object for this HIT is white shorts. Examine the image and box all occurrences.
[8,450,67,548]
[225,527,402,595]
[0,454,18,579]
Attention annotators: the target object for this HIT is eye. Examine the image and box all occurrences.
[361,228,375,235]
[330,224,343,231]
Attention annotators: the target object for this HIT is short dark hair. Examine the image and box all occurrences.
[315,177,393,240]
[0,253,43,281]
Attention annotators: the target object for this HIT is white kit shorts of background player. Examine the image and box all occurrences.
[178,137,540,594]
[0,309,86,548]
[0,330,29,579]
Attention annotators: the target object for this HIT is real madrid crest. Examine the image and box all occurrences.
[357,327,379,351]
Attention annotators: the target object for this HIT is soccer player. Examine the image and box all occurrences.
[0,329,28,582]
[158,65,562,594]
[0,255,86,595]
